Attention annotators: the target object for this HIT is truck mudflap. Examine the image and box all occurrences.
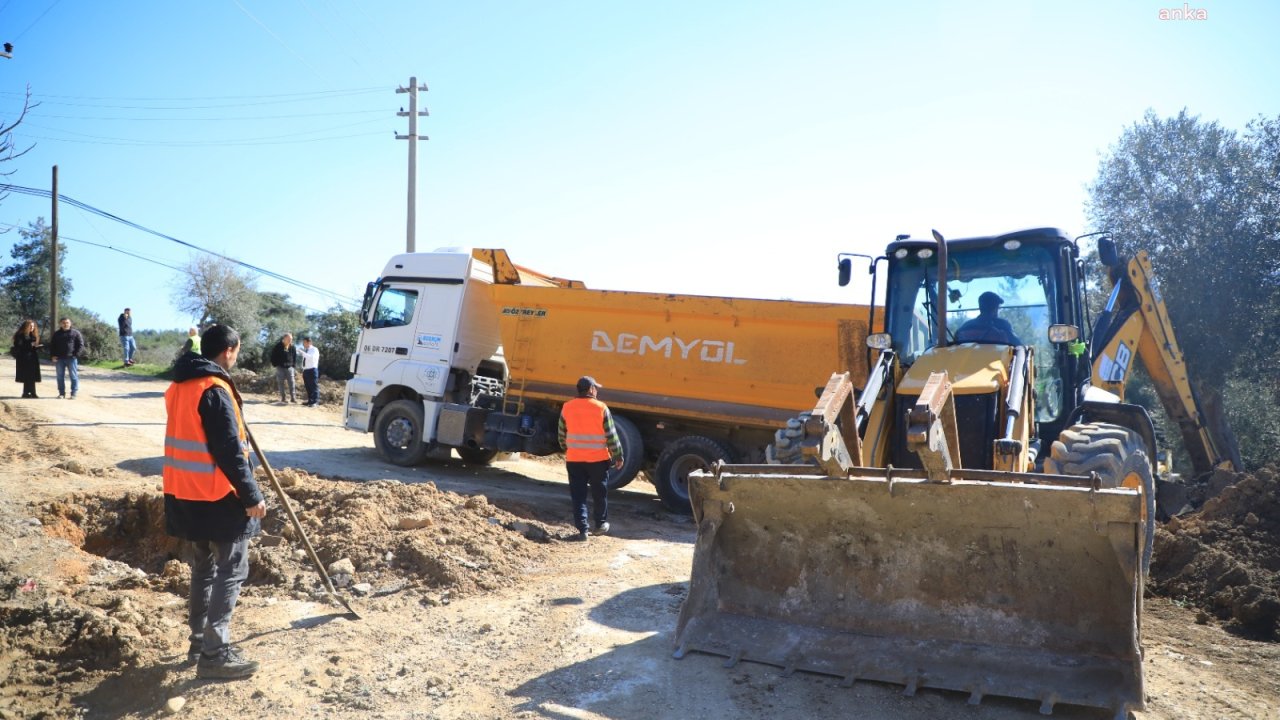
[674,464,1146,718]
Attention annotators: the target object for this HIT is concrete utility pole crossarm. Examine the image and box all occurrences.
[396,76,429,254]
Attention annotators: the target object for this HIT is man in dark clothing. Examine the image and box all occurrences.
[118,308,136,366]
[955,291,1023,346]
[49,317,85,399]
[269,333,299,403]
[164,324,266,680]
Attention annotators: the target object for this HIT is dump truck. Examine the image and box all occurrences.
[675,228,1235,718]
[343,247,872,511]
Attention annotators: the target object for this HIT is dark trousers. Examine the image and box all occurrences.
[21,381,37,397]
[189,537,250,656]
[567,460,610,532]
[302,368,319,404]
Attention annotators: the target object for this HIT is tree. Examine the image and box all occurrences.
[0,218,71,327]
[172,255,259,344]
[1088,110,1278,386]
[1088,110,1280,470]
[247,291,308,372]
[309,305,360,381]
[0,87,36,205]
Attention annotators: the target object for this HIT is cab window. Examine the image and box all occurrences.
[371,287,419,329]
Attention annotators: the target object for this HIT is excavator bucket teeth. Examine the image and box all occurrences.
[675,467,1145,716]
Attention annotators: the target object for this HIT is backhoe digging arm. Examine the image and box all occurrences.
[1091,250,1238,473]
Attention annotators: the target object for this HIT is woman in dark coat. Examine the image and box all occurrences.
[12,319,44,398]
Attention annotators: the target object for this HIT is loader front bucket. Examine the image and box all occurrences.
[674,465,1146,718]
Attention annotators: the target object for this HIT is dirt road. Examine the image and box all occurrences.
[1,360,1276,719]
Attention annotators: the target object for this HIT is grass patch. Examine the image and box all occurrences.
[83,360,173,380]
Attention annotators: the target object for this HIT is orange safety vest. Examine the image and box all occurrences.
[561,397,612,463]
[163,375,249,501]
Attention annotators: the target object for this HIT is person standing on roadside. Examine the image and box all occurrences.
[181,326,201,357]
[163,324,266,680]
[557,376,624,541]
[49,317,85,399]
[299,336,320,407]
[11,319,43,398]
[269,333,298,404]
[118,307,136,366]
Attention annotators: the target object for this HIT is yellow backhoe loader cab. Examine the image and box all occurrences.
[677,228,1167,719]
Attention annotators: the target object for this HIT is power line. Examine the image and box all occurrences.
[31,108,385,122]
[21,117,385,144]
[230,0,329,86]
[14,130,384,148]
[0,87,383,102]
[0,88,385,111]
[0,184,360,308]
[14,0,62,41]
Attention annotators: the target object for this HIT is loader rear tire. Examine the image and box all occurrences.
[654,436,734,514]
[374,399,429,467]
[606,414,644,491]
[1045,422,1156,574]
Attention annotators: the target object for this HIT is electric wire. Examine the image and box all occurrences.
[0,184,359,308]
[13,0,62,41]
[230,0,329,86]
[21,116,384,144]
[14,130,384,147]
[0,219,346,318]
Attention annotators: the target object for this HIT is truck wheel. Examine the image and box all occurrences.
[374,399,429,467]
[606,414,645,490]
[457,447,499,466]
[654,436,734,514]
[1045,422,1156,575]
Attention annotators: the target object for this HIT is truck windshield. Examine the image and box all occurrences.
[884,243,1064,422]
[371,287,419,329]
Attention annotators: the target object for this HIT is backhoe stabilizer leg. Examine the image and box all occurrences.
[906,371,960,482]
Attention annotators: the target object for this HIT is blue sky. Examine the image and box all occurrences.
[0,0,1276,330]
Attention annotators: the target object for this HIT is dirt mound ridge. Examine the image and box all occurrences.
[1151,466,1280,639]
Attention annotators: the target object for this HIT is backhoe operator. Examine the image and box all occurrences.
[955,291,1022,346]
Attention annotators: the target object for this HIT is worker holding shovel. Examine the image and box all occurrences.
[162,324,266,680]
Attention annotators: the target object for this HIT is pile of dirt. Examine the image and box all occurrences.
[253,473,557,598]
[2,473,559,718]
[1151,466,1280,639]
[35,471,557,602]
[230,368,347,405]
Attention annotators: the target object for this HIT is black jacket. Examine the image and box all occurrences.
[11,332,41,383]
[163,352,264,543]
[270,341,298,369]
[50,328,85,359]
[117,313,132,337]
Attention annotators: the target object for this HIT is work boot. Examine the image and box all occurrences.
[568,530,589,542]
[196,646,259,680]
[595,521,610,536]
[186,640,202,665]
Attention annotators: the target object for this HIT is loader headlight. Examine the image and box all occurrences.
[917,248,934,259]
[1048,324,1080,343]
[1003,239,1022,251]
[866,332,893,350]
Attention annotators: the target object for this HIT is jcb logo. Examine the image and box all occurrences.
[590,331,746,365]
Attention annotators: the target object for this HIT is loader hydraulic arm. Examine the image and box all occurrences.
[1090,250,1236,473]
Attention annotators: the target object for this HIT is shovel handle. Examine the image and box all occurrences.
[244,426,355,614]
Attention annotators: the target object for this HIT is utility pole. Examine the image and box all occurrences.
[50,165,58,330]
[395,77,428,253]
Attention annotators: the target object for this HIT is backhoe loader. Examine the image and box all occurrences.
[674,228,1234,719]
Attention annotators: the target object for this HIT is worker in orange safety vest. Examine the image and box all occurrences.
[163,324,266,680]
[558,375,624,542]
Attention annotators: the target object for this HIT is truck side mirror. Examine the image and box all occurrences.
[838,258,852,287]
[1098,237,1120,268]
